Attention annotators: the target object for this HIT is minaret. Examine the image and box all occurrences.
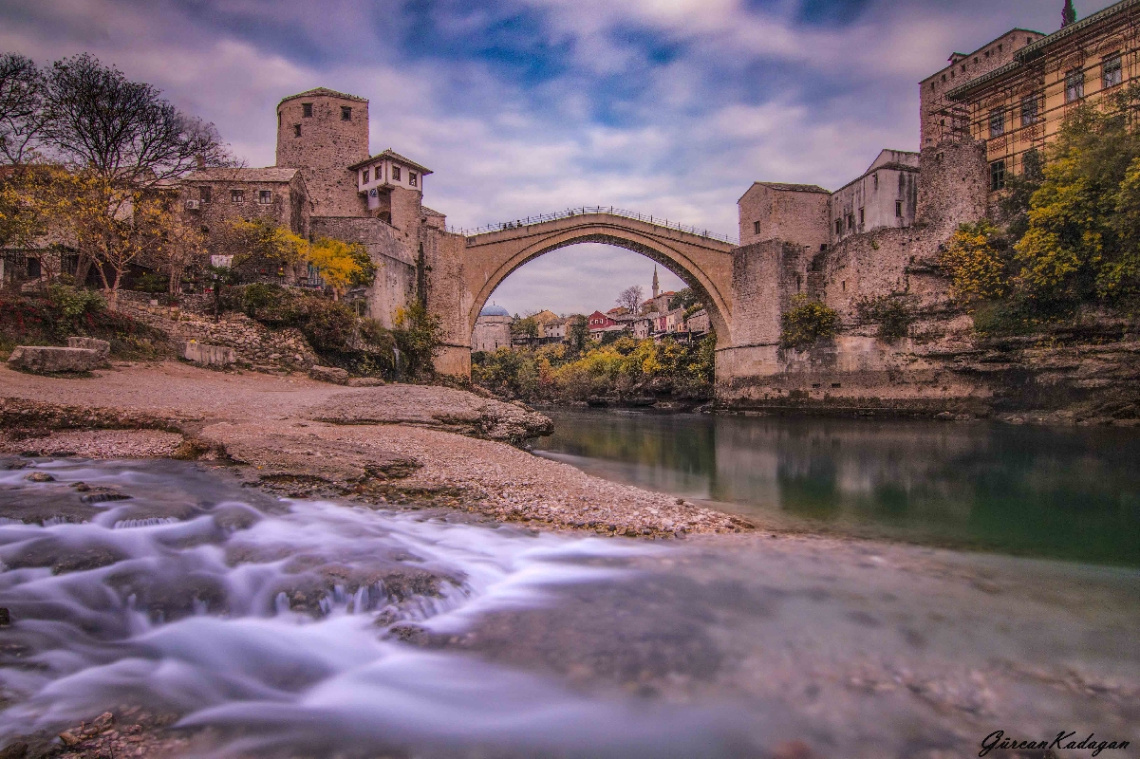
[652,266,660,299]
[1062,0,1077,27]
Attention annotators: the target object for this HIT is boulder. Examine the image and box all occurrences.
[347,377,385,387]
[181,341,236,367]
[67,337,111,364]
[309,365,350,385]
[7,346,102,373]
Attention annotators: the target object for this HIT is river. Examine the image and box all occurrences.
[534,409,1140,567]
[0,437,1137,757]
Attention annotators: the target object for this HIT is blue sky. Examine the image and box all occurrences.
[0,0,1116,315]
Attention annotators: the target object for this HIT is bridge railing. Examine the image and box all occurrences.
[449,206,739,245]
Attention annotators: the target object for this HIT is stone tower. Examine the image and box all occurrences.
[276,88,370,217]
[652,266,660,299]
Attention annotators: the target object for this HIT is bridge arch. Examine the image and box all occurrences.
[461,212,735,347]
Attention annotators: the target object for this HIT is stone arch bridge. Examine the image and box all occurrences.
[429,207,739,374]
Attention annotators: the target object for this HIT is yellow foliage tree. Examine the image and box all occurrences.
[66,171,172,309]
[939,221,1010,307]
[305,237,375,301]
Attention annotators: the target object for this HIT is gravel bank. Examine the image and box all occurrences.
[0,362,750,536]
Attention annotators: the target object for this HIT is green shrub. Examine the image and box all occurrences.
[780,295,839,350]
[856,295,916,341]
[300,299,356,353]
[393,302,443,379]
[240,283,304,326]
[133,272,168,294]
[46,283,105,321]
[0,290,167,359]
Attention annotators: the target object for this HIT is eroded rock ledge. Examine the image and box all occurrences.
[308,384,554,444]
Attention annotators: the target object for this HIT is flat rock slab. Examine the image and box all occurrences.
[7,346,102,373]
[67,337,111,362]
[307,384,554,443]
[309,365,350,384]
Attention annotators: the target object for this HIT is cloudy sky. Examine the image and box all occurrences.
[0,0,1114,315]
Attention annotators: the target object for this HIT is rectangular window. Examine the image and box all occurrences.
[258,190,272,205]
[277,112,282,127]
[199,186,211,203]
[858,207,865,225]
[1103,54,1122,89]
[989,108,1005,138]
[835,219,842,236]
[374,164,383,182]
[293,124,301,137]
[408,171,417,187]
[895,200,903,218]
[392,166,401,181]
[1020,95,1039,126]
[362,168,369,183]
[231,189,244,204]
[1065,69,1084,102]
[302,103,313,118]
[990,160,1006,191]
[753,220,761,234]
[341,106,352,121]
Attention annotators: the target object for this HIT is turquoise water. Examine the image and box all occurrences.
[535,410,1140,566]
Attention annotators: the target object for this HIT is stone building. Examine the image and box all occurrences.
[737,183,830,249]
[944,0,1140,194]
[920,29,1046,148]
[180,86,455,329]
[471,303,512,352]
[739,150,919,252]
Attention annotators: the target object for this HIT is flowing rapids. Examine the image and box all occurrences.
[0,457,1137,758]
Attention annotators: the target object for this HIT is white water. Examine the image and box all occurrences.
[1,458,1138,758]
[0,459,731,758]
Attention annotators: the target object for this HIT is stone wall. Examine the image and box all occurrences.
[426,229,474,376]
[117,293,318,374]
[309,216,417,328]
[716,136,997,414]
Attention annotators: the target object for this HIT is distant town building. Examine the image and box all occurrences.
[472,303,512,352]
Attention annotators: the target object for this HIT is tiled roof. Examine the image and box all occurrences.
[347,149,433,175]
[186,167,299,182]
[278,87,368,105]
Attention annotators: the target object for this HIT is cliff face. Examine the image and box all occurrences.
[716,317,1140,427]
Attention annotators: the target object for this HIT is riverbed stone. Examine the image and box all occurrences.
[7,346,102,373]
[309,365,350,385]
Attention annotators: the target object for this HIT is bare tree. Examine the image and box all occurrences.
[615,285,643,313]
[42,54,230,186]
[38,54,232,293]
[0,53,48,164]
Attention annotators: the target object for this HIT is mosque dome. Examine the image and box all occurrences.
[480,303,510,317]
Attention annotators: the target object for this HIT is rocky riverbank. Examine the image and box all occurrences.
[0,361,749,537]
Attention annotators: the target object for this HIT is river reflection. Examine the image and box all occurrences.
[535,410,1140,566]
